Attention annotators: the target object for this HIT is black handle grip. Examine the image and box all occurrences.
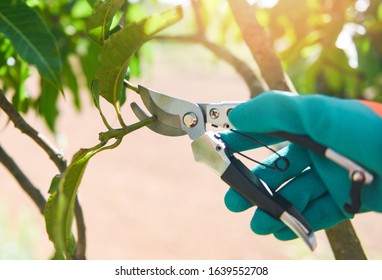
[221,155,309,228]
[221,156,286,218]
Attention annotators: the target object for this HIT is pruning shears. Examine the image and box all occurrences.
[125,81,374,251]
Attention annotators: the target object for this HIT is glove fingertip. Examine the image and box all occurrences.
[273,229,298,241]
[250,209,284,235]
[224,188,252,212]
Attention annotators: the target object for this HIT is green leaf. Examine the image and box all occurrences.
[0,2,62,90]
[86,0,125,45]
[48,174,61,194]
[38,78,59,132]
[44,144,106,259]
[11,60,29,111]
[71,0,93,19]
[79,40,102,88]
[94,5,182,105]
[129,52,141,77]
[62,60,81,110]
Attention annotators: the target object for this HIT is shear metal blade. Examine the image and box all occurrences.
[137,85,205,139]
[130,102,186,137]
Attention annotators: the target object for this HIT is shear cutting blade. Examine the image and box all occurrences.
[130,102,186,137]
[134,85,205,139]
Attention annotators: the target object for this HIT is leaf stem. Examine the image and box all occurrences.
[98,108,113,131]
[114,103,128,128]
[123,79,139,93]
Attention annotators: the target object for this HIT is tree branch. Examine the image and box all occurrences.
[0,90,87,259]
[227,0,291,91]
[0,145,46,214]
[156,34,267,97]
[0,91,66,173]
[326,220,367,259]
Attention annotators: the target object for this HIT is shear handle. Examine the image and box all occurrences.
[221,155,316,251]
[270,131,373,184]
[192,132,316,250]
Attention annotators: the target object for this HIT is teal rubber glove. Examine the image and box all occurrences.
[219,91,382,240]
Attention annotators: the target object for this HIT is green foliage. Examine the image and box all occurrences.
[41,1,182,259]
[0,2,62,91]
[1,0,381,260]
[254,0,382,101]
[45,144,105,259]
[93,5,182,107]
[86,0,125,45]
[0,1,86,131]
[0,0,182,260]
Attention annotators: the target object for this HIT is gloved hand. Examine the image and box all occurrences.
[219,91,382,240]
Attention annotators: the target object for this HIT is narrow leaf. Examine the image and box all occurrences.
[94,6,182,105]
[38,78,59,132]
[79,41,102,88]
[0,2,62,90]
[86,0,124,45]
[44,144,105,259]
[62,59,81,110]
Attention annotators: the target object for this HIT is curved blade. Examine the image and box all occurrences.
[138,85,206,139]
[130,103,186,137]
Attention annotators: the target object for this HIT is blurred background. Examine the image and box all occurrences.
[1,0,382,259]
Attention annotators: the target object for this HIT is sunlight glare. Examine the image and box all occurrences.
[355,0,370,13]
[247,0,279,8]
[158,0,190,7]
[336,23,366,69]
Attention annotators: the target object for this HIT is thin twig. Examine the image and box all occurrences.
[119,0,129,29]
[191,0,205,35]
[98,116,156,142]
[0,145,46,214]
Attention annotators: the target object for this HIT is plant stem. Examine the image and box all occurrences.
[0,91,66,172]
[191,0,205,35]
[0,90,87,259]
[0,145,46,214]
[74,197,86,260]
[98,116,156,143]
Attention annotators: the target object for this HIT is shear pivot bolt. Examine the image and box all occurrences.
[183,112,198,128]
[210,108,220,119]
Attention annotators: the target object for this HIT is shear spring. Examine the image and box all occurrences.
[226,129,290,172]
